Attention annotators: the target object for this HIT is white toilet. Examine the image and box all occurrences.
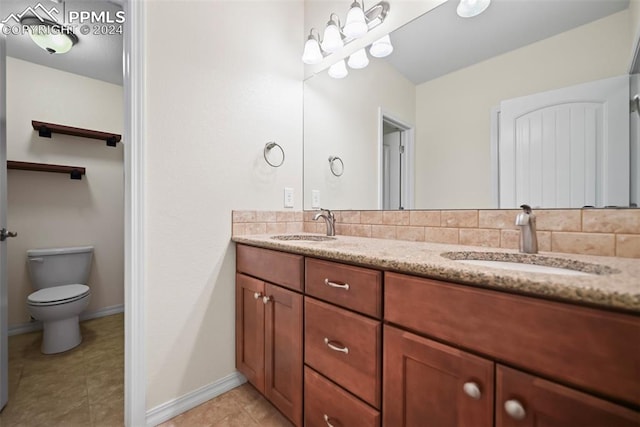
[26,246,93,354]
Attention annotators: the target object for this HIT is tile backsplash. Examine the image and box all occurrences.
[232,209,640,259]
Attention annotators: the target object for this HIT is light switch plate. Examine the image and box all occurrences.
[284,187,294,208]
[311,190,320,209]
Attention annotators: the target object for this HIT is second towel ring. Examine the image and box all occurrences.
[328,156,344,177]
[264,141,285,168]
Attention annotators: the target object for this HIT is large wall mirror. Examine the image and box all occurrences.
[303,0,639,210]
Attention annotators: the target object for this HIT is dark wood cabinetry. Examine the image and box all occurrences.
[235,245,303,426]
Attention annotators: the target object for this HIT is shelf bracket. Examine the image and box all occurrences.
[38,125,52,138]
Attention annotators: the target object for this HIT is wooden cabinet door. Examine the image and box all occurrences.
[264,283,303,427]
[383,325,494,427]
[235,273,265,394]
[496,365,640,427]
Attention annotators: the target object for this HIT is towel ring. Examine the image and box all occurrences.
[264,141,285,168]
[328,156,344,177]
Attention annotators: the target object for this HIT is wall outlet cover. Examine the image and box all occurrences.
[284,187,294,208]
[311,190,320,209]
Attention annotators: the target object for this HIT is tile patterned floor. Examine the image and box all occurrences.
[1,312,292,427]
[0,313,124,427]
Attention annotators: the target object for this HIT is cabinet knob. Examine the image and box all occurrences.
[462,382,482,399]
[253,292,262,300]
[324,337,349,354]
[504,399,526,420]
[324,278,350,291]
[323,414,336,427]
[262,295,272,304]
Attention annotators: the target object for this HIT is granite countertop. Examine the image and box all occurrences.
[232,233,640,314]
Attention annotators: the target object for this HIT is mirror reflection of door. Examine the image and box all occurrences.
[380,114,413,210]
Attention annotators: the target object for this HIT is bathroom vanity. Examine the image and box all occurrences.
[233,235,640,427]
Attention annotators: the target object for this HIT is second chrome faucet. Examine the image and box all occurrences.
[313,208,336,236]
[515,204,538,254]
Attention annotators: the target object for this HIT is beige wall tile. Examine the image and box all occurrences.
[441,210,478,228]
[286,222,303,233]
[256,211,277,222]
[361,211,384,225]
[304,211,319,222]
[410,210,441,227]
[232,211,255,223]
[537,231,552,252]
[535,210,582,232]
[500,229,520,249]
[616,234,640,258]
[371,225,397,239]
[383,211,410,226]
[276,211,299,222]
[266,222,287,234]
[303,222,317,233]
[459,229,501,248]
[551,232,615,256]
[397,226,425,242]
[335,223,350,235]
[425,227,459,244]
[350,224,372,237]
[245,223,267,235]
[583,209,640,234]
[479,210,520,229]
[340,211,361,224]
[232,223,246,236]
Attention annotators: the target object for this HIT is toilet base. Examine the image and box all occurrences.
[41,315,82,354]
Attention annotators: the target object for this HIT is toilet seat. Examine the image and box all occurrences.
[27,284,90,306]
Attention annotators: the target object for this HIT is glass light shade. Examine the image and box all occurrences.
[28,31,75,54]
[456,0,491,18]
[369,34,393,58]
[343,2,368,39]
[302,37,323,65]
[348,48,369,69]
[328,59,348,79]
[321,22,343,53]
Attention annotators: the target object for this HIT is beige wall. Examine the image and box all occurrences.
[6,57,124,327]
[144,0,304,410]
[304,58,415,209]
[415,10,632,209]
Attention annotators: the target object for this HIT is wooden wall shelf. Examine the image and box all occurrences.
[32,120,121,147]
[7,161,86,180]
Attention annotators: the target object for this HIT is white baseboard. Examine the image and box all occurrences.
[8,304,125,336]
[146,371,247,427]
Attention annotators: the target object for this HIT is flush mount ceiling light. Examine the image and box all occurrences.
[301,1,389,66]
[20,17,78,54]
[456,0,491,18]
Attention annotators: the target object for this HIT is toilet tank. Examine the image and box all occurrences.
[27,246,94,290]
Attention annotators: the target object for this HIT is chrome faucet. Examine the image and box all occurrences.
[313,208,335,236]
[515,204,538,254]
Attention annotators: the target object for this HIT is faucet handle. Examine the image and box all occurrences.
[520,204,532,214]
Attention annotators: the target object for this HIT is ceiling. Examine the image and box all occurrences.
[1,0,631,87]
[387,0,630,84]
[3,0,123,85]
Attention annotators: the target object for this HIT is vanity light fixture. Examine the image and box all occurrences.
[20,17,78,54]
[369,34,393,58]
[302,1,390,65]
[328,59,349,79]
[348,48,369,69]
[456,0,491,18]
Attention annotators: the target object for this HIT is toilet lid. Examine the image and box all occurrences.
[28,284,90,305]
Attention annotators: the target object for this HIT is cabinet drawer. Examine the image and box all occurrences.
[236,244,303,291]
[304,367,380,427]
[385,272,640,406]
[305,297,381,408]
[496,365,640,427]
[306,258,382,318]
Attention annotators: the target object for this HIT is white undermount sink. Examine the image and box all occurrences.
[441,251,616,276]
[454,259,594,276]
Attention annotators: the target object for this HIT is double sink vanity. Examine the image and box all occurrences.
[233,232,640,427]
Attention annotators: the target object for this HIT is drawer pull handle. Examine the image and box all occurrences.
[504,399,526,420]
[324,278,350,291]
[462,382,481,399]
[253,292,262,300]
[262,295,272,304]
[323,414,336,427]
[324,337,349,354]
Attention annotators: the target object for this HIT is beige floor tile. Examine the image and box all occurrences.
[212,410,259,427]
